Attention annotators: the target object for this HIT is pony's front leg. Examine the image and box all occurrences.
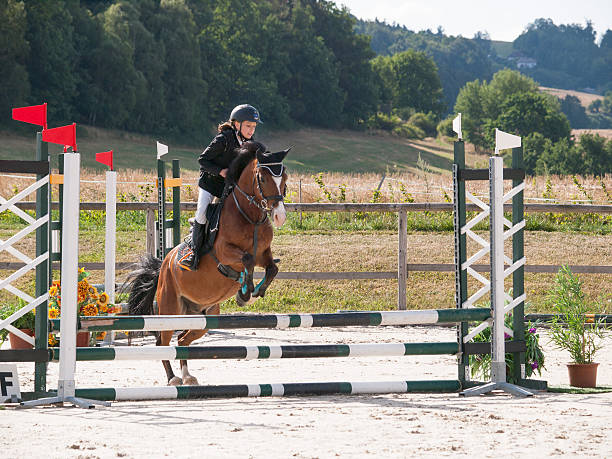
[252,248,278,298]
[217,242,256,301]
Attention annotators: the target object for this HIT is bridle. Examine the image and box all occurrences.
[231,160,286,224]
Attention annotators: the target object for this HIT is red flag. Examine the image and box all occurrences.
[42,123,77,152]
[96,150,113,170]
[12,103,47,129]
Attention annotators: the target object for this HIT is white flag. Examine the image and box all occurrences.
[495,129,521,155]
[156,141,168,159]
[452,113,462,140]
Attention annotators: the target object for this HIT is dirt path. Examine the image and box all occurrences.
[3,327,612,458]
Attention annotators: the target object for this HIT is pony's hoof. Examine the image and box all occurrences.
[168,377,182,386]
[183,375,199,386]
[236,290,251,307]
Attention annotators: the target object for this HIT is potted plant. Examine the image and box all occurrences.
[469,310,546,384]
[547,265,609,388]
[48,268,118,347]
[0,299,37,349]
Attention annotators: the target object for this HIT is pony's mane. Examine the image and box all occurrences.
[222,141,266,198]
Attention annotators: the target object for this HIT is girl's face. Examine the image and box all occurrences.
[235,120,257,139]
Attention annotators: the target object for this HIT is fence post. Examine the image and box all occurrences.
[146,208,155,256]
[397,209,407,310]
[34,132,49,394]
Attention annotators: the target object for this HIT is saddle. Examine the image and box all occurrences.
[176,201,223,267]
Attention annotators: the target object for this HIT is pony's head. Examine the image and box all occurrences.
[256,145,290,227]
[227,141,290,228]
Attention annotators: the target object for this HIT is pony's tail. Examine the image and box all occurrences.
[123,254,162,316]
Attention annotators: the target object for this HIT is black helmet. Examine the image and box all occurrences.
[230,104,263,124]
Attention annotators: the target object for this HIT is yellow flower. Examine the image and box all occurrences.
[98,303,108,314]
[95,331,107,340]
[48,334,58,346]
[48,307,60,319]
[80,303,98,316]
[78,283,88,299]
[88,286,98,297]
[49,285,58,297]
[98,292,109,305]
[52,280,61,287]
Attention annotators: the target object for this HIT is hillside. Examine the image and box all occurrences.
[490,40,514,59]
[540,86,603,108]
[0,126,481,175]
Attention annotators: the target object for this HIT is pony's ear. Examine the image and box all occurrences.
[256,148,266,164]
[279,146,292,161]
[257,146,289,163]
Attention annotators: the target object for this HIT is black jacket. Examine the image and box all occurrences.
[198,128,242,197]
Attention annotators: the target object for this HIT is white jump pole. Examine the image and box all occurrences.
[56,152,80,400]
[103,169,117,345]
[23,152,110,408]
[489,155,506,383]
[460,154,532,397]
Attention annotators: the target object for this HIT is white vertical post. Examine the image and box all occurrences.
[104,170,117,345]
[397,210,407,310]
[104,170,116,305]
[489,156,506,383]
[57,153,80,399]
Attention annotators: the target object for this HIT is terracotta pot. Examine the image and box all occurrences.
[8,329,35,349]
[76,331,91,347]
[567,363,599,388]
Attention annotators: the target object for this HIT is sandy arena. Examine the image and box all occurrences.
[2,325,611,458]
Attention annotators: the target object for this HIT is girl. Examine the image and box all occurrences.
[179,104,263,270]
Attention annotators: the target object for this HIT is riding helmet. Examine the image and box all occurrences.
[230,104,263,124]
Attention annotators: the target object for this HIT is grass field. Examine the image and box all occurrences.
[540,86,604,108]
[0,124,480,175]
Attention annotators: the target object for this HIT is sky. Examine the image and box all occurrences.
[331,0,612,42]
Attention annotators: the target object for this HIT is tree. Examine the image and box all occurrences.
[25,0,79,122]
[373,50,444,118]
[480,69,539,121]
[308,1,378,126]
[454,70,569,151]
[453,79,487,150]
[488,92,571,145]
[579,133,612,175]
[513,18,599,89]
[355,20,493,113]
[534,138,581,176]
[76,2,147,129]
[560,95,590,129]
[151,0,206,138]
[0,0,30,123]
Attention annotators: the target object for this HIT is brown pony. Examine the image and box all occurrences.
[125,141,289,385]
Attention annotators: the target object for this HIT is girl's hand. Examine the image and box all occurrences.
[220,168,228,178]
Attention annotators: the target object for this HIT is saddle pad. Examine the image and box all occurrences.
[176,241,194,270]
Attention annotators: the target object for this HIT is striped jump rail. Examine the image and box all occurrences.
[69,380,463,401]
[48,342,459,361]
[49,308,492,332]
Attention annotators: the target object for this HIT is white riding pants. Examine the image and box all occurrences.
[195,187,214,224]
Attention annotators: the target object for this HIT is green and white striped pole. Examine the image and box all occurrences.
[49,341,460,361]
[49,308,492,333]
[72,380,463,401]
